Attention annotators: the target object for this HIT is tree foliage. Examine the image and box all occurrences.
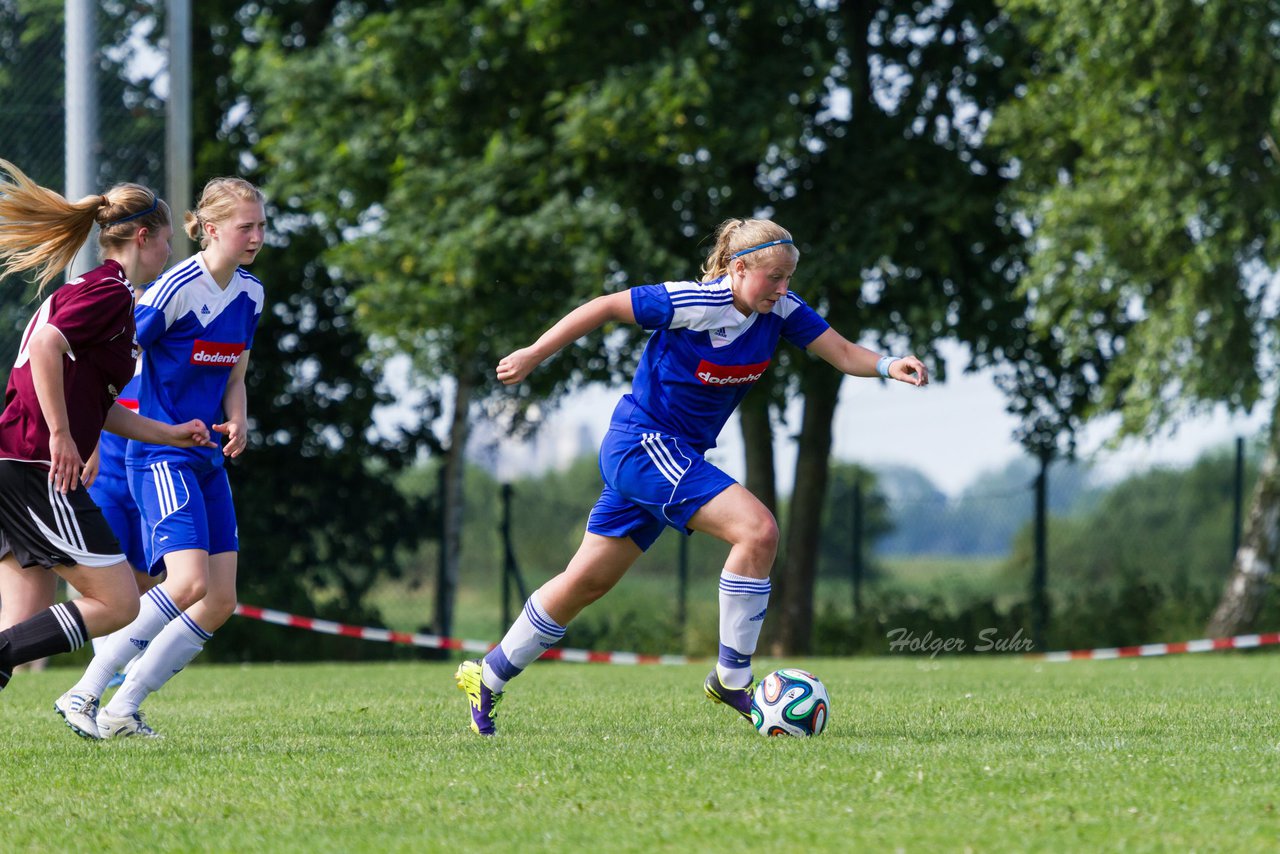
[990,0,1280,633]
[991,0,1280,432]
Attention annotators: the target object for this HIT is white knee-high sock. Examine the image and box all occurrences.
[104,612,212,716]
[716,569,771,689]
[481,590,566,692]
[71,587,181,698]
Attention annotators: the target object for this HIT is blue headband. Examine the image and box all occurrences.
[105,195,159,227]
[730,238,794,259]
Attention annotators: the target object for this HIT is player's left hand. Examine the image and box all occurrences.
[496,347,542,385]
[889,355,929,387]
[80,449,101,489]
[213,418,249,457]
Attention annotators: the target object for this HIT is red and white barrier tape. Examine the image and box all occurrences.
[1033,630,1280,662]
[233,603,694,665]
[235,604,1278,666]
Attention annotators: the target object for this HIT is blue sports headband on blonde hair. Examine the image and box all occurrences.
[106,195,159,227]
[730,238,794,259]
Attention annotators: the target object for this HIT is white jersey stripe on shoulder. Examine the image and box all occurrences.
[149,262,202,316]
[668,285,732,299]
[670,295,735,308]
[668,284,733,305]
[773,292,805,319]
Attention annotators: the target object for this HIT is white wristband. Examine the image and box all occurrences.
[875,355,900,379]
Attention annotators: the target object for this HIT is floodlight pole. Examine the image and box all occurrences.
[65,0,98,279]
[166,0,193,258]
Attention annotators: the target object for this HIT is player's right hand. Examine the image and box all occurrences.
[171,419,217,449]
[47,429,84,494]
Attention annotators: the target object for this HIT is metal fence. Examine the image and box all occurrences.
[1,1,169,349]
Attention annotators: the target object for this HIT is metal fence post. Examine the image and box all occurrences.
[1031,449,1050,649]
[852,476,864,616]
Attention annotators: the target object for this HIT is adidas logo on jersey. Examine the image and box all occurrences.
[200,304,211,315]
[695,358,771,386]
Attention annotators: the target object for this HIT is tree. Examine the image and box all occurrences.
[236,0,830,638]
[763,0,1034,652]
[190,2,446,654]
[989,0,1280,635]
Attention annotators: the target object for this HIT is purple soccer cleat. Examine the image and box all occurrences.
[454,659,503,735]
[703,669,754,721]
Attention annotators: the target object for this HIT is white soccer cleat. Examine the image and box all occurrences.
[96,708,162,739]
[53,690,102,740]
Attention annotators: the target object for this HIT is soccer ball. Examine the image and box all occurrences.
[750,668,829,737]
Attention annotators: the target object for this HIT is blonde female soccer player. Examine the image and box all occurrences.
[61,177,266,739]
[456,218,928,735]
[0,160,213,734]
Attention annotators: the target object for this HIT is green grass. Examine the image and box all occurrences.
[3,654,1277,851]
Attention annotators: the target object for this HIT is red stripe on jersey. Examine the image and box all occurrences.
[694,359,770,386]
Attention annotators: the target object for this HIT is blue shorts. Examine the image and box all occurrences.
[129,461,238,573]
[87,471,148,574]
[587,429,736,552]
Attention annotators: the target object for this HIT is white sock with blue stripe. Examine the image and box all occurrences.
[482,590,566,692]
[716,569,771,689]
[72,587,180,697]
[104,612,212,717]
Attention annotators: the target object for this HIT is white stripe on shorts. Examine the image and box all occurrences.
[152,461,174,516]
[46,480,87,551]
[641,432,687,487]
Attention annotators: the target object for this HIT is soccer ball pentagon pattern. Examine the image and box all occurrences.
[750,668,830,737]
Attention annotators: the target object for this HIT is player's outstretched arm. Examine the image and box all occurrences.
[103,403,216,448]
[806,328,929,386]
[497,291,636,385]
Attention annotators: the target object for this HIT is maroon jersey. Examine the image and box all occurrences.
[0,260,137,464]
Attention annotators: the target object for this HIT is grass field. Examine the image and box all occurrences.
[2,653,1276,852]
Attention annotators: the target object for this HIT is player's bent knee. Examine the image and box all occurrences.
[203,595,237,625]
[738,513,779,555]
[166,578,208,610]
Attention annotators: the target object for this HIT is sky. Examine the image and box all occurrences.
[474,340,1269,496]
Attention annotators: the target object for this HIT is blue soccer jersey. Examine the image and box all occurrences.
[96,368,140,475]
[609,278,829,452]
[127,253,263,470]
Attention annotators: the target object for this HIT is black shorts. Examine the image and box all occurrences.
[0,459,125,569]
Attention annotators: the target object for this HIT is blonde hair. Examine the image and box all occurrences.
[701,218,798,282]
[0,158,170,294]
[184,176,265,248]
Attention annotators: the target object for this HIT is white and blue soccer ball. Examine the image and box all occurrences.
[750,668,830,737]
